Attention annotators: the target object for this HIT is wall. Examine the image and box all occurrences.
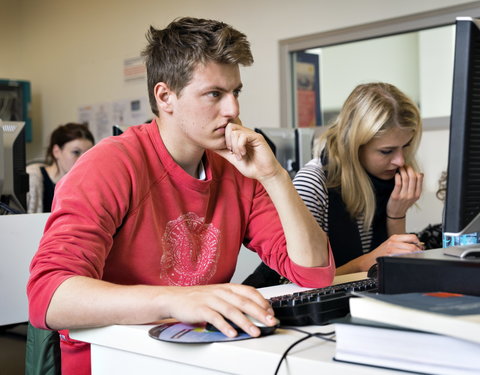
[0,0,475,159]
[419,26,456,118]
[1,0,477,238]
[320,33,420,113]
[0,0,23,78]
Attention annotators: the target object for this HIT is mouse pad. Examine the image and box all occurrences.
[148,322,253,343]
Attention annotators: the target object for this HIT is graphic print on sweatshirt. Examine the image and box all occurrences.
[160,212,221,285]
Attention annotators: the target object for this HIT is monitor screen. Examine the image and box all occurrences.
[0,121,29,214]
[443,17,480,238]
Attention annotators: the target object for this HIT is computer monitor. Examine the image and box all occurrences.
[254,128,296,176]
[0,121,29,213]
[0,80,32,142]
[443,17,480,244]
[294,128,315,171]
[113,125,124,136]
[295,126,326,171]
[112,124,132,136]
[0,124,4,196]
[254,126,323,177]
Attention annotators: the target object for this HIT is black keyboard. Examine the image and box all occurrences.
[269,278,377,326]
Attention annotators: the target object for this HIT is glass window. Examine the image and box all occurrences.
[290,25,455,127]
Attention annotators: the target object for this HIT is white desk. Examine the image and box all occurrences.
[71,323,392,375]
[70,273,395,374]
[0,213,49,326]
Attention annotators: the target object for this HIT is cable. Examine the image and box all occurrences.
[273,326,336,374]
[281,325,335,338]
[0,201,24,215]
[274,333,314,375]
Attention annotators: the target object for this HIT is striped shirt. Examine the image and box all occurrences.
[293,159,373,254]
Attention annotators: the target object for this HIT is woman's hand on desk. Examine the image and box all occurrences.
[336,234,424,275]
[163,283,277,338]
[366,233,424,266]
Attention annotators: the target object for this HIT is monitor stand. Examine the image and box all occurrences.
[443,213,480,248]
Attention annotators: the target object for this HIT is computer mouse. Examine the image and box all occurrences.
[205,315,280,336]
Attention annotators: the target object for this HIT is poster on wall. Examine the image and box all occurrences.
[112,97,151,125]
[78,97,150,141]
[78,102,112,141]
[294,52,321,127]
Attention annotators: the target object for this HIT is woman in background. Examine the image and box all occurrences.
[26,122,94,213]
[244,82,424,286]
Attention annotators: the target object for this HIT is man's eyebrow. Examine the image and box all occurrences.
[206,83,243,92]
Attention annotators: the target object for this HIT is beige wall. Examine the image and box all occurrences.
[0,0,23,77]
[0,0,476,160]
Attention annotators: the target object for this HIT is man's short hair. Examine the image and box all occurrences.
[142,17,254,116]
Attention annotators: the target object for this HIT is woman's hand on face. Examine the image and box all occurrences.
[386,166,423,218]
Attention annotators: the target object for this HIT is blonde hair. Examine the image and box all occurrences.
[317,82,422,230]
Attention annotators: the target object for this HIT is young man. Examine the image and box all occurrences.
[28,17,334,374]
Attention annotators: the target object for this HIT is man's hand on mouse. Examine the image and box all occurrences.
[163,283,278,338]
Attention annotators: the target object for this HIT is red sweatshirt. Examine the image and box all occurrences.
[28,121,334,374]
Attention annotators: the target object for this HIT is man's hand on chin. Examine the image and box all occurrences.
[213,122,282,181]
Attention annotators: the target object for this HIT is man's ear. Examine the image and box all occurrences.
[154,82,174,114]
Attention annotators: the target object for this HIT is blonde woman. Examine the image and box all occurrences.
[294,82,424,275]
[243,82,423,287]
